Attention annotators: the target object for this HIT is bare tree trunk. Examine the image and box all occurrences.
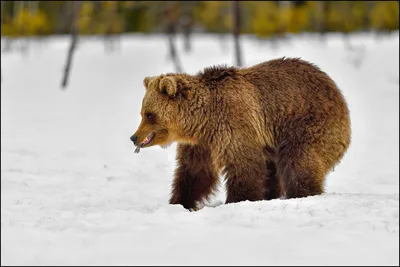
[217,6,227,52]
[320,1,330,41]
[2,1,12,53]
[167,30,183,73]
[165,1,182,73]
[219,33,228,52]
[1,1,4,26]
[14,1,29,54]
[1,0,3,82]
[342,2,353,51]
[61,1,81,89]
[182,2,194,53]
[316,1,325,43]
[29,1,38,14]
[12,0,15,18]
[104,2,119,53]
[365,1,374,32]
[317,1,324,32]
[13,1,23,18]
[27,1,39,52]
[232,0,242,67]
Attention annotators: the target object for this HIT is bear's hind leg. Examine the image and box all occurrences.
[277,143,325,198]
[264,160,282,200]
[169,143,219,210]
[263,145,282,200]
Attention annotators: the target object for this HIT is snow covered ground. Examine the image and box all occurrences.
[1,32,399,266]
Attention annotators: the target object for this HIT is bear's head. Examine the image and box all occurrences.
[131,74,203,151]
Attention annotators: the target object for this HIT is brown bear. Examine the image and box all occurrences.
[131,57,351,210]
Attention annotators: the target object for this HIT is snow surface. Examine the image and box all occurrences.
[1,32,399,266]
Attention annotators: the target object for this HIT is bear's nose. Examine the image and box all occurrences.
[130,135,138,145]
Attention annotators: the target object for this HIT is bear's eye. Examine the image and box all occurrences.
[145,113,154,121]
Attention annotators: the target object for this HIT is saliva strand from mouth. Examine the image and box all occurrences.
[134,145,142,154]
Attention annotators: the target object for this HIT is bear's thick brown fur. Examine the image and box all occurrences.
[132,57,351,210]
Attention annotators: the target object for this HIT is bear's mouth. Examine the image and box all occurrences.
[142,132,155,146]
[134,132,155,153]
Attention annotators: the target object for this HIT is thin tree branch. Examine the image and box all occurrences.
[232,0,242,67]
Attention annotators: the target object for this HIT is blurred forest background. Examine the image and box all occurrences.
[1,1,399,38]
[1,1,399,87]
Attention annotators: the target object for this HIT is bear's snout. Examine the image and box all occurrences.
[130,135,138,145]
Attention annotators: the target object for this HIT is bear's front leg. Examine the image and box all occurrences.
[223,146,266,204]
[169,143,219,210]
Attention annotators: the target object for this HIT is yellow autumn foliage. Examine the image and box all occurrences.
[195,1,231,33]
[251,2,281,37]
[280,3,310,34]
[95,1,123,34]
[1,1,398,37]
[370,1,399,31]
[2,8,50,37]
[77,2,95,34]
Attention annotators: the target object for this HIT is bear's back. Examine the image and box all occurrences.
[239,57,350,151]
[240,57,349,118]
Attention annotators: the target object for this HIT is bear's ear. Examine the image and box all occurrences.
[143,76,154,89]
[159,76,178,97]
